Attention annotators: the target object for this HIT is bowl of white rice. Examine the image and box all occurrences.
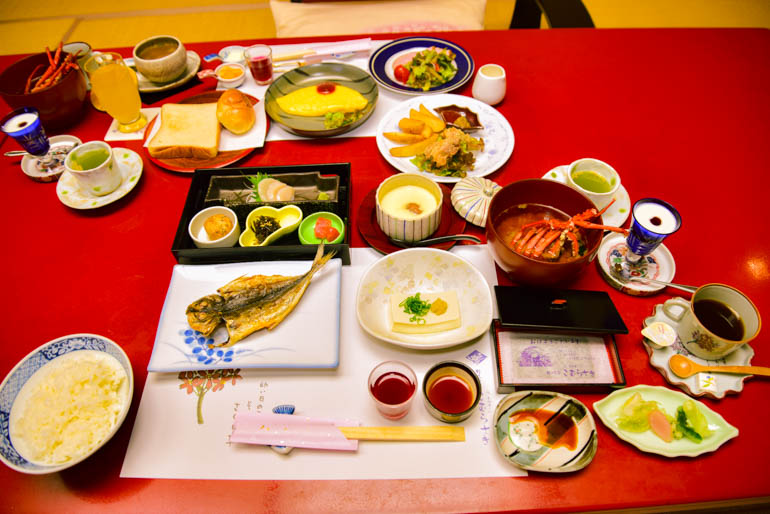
[0,334,133,474]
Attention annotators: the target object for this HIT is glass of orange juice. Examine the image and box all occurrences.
[84,52,147,133]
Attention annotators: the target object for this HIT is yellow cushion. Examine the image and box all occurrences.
[270,0,487,38]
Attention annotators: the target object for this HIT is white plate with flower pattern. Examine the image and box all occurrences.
[56,148,143,209]
[376,94,514,183]
[356,247,493,349]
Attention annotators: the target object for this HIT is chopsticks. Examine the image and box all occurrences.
[338,426,465,441]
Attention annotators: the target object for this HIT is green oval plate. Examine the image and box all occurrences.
[265,63,378,137]
[594,384,739,458]
[298,211,345,245]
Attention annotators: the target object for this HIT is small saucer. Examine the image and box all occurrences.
[542,166,630,227]
[21,135,82,183]
[132,51,201,93]
[56,148,143,209]
[596,232,676,296]
[643,302,754,399]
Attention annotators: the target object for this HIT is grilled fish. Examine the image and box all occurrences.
[186,243,335,347]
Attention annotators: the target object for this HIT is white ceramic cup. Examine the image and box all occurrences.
[471,64,506,105]
[375,174,442,242]
[64,141,122,196]
[132,35,187,83]
[565,158,620,210]
[662,283,761,360]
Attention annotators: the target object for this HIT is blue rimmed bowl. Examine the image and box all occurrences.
[0,334,133,474]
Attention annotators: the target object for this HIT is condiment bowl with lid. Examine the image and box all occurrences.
[188,206,240,248]
[0,334,133,474]
[375,174,442,242]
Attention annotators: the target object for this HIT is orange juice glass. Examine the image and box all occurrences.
[85,53,147,133]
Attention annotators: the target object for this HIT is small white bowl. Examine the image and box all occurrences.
[188,206,240,248]
[0,334,133,474]
[219,45,246,65]
[375,174,442,242]
[215,62,246,88]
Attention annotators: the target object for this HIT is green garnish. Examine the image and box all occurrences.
[405,48,457,91]
[245,172,270,201]
[399,293,432,324]
[317,191,330,201]
[324,110,363,129]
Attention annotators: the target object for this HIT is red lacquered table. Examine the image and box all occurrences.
[1,28,769,513]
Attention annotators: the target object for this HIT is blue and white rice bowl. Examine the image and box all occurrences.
[0,334,133,474]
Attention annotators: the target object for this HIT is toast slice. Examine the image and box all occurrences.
[148,103,221,159]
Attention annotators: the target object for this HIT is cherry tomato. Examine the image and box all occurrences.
[394,65,410,83]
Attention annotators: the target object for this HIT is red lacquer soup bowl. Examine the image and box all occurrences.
[486,178,604,286]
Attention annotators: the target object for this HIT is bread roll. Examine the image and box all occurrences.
[217,89,256,135]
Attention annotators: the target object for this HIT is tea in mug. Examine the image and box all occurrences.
[571,169,614,193]
[693,298,745,341]
[69,148,110,171]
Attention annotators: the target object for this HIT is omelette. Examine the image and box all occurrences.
[276,82,368,117]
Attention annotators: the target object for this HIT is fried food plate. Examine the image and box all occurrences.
[368,37,473,95]
[264,63,378,138]
[375,93,515,183]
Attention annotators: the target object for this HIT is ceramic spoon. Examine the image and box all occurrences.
[387,234,482,248]
[610,264,697,293]
[668,354,770,378]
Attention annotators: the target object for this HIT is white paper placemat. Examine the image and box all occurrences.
[121,246,527,480]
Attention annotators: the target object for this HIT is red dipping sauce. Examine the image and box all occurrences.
[248,56,272,84]
[370,371,415,405]
[427,375,474,414]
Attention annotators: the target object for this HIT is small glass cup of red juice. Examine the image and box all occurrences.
[245,44,273,85]
[368,361,417,420]
[423,361,481,423]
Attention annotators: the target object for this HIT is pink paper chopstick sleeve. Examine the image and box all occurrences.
[231,412,360,451]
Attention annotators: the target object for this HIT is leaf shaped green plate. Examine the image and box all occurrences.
[594,384,739,458]
[239,205,303,247]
